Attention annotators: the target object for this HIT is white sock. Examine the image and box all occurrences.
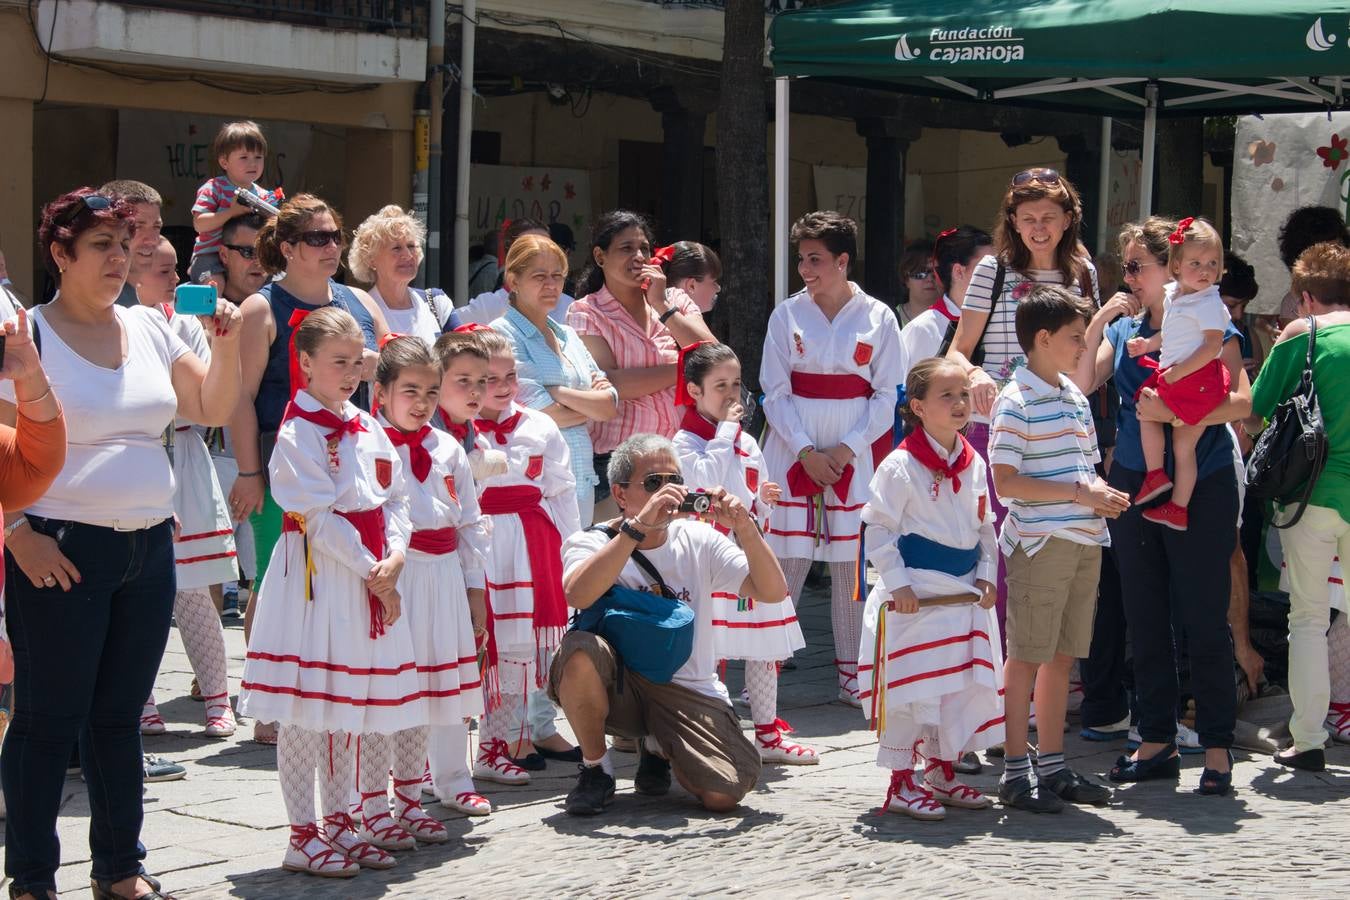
[582,752,614,777]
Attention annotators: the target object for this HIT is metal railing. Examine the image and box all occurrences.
[122,1,428,36]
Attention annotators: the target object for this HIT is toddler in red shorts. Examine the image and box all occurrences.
[1126,216,1231,532]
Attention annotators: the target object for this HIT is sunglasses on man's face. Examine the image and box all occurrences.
[288,230,344,248]
[1011,168,1061,187]
[223,243,257,259]
[53,194,113,227]
[618,472,684,493]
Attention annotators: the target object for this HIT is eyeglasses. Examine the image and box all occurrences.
[1011,168,1062,187]
[288,230,344,248]
[223,243,257,259]
[907,268,934,281]
[52,194,113,227]
[616,472,684,493]
[1121,259,1162,277]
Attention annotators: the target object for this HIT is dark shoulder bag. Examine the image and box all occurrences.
[1246,317,1329,529]
[570,524,696,685]
[938,260,1005,366]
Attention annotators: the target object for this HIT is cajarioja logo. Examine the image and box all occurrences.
[1307,17,1337,52]
[894,26,1025,64]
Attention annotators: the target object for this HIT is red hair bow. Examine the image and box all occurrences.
[453,323,493,334]
[378,331,408,349]
[650,245,676,268]
[674,340,711,407]
[1169,216,1195,245]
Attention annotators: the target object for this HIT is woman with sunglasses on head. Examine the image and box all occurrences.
[226,194,389,744]
[761,210,906,707]
[945,168,1099,640]
[1071,217,1251,796]
[2,187,241,900]
[894,240,940,329]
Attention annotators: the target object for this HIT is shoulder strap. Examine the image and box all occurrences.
[1302,315,1318,398]
[938,260,1005,359]
[32,307,42,358]
[588,523,673,598]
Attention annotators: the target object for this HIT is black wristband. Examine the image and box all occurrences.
[618,518,646,543]
[658,306,678,324]
[236,470,264,478]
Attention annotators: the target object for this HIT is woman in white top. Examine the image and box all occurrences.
[0,188,242,900]
[348,205,453,347]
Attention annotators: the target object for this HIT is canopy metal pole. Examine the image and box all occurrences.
[1096,117,1112,256]
[774,77,790,305]
[1139,83,1158,216]
[452,0,477,305]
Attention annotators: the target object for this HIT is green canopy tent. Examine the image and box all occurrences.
[768,0,1350,299]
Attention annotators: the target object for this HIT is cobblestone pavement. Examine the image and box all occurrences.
[25,586,1350,899]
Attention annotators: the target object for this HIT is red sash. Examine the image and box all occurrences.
[478,485,569,657]
[409,527,459,555]
[787,370,893,477]
[283,506,389,639]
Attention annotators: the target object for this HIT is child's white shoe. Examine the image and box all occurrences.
[754,719,819,765]
[883,769,946,821]
[924,759,994,809]
[282,823,358,878]
[473,738,530,785]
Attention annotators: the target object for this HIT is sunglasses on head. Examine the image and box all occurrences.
[1121,259,1162,277]
[53,194,113,228]
[1011,168,1062,187]
[223,243,257,259]
[617,472,684,493]
[288,229,343,248]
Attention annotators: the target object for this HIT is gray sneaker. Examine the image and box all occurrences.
[143,754,186,783]
[997,774,1064,813]
[1040,767,1112,806]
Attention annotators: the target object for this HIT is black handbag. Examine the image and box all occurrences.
[1245,316,1328,529]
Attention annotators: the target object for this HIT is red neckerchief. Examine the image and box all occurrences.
[475,410,523,445]
[897,426,975,494]
[281,401,367,443]
[384,424,433,482]
[930,297,959,322]
[678,405,740,444]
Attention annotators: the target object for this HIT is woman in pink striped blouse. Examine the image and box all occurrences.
[566,211,715,515]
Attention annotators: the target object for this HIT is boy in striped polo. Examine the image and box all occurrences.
[988,286,1131,812]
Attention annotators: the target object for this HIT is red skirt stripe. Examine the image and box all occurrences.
[883,658,995,691]
[710,617,801,629]
[177,550,237,566]
[240,681,426,707]
[246,650,417,677]
[177,528,235,542]
[767,528,861,542]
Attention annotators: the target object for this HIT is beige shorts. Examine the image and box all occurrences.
[548,630,760,801]
[1004,537,1102,664]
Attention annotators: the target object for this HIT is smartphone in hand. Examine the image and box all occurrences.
[175,283,217,316]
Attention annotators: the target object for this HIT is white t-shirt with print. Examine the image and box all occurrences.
[562,519,750,702]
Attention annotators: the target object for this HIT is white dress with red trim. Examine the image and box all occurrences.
[165,309,238,589]
[760,287,907,563]
[239,390,427,735]
[380,414,489,723]
[472,403,580,684]
[673,409,805,661]
[856,431,1005,768]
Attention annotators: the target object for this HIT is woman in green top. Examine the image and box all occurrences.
[1250,241,1350,773]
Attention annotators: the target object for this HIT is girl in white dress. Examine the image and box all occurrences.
[239,308,425,878]
[354,336,491,850]
[468,329,580,784]
[673,342,816,765]
[761,211,906,707]
[859,357,1005,821]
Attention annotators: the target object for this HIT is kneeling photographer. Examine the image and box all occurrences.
[549,434,789,816]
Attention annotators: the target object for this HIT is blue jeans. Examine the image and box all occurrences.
[3,517,176,893]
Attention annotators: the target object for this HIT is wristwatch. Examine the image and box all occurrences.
[618,518,647,542]
[658,306,678,325]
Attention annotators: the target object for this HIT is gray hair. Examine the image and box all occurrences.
[607,434,678,487]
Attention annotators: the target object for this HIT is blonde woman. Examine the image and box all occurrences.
[349,205,453,347]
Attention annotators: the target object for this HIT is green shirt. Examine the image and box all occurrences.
[1251,322,1350,523]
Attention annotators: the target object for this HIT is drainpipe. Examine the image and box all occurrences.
[453,0,477,305]
[427,0,446,288]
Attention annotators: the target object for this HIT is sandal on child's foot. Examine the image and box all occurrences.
[393,777,449,843]
[883,770,947,821]
[439,790,492,816]
[361,811,417,851]
[324,813,397,870]
[473,738,530,785]
[755,719,820,766]
[1197,750,1234,796]
[282,823,358,878]
[923,760,992,809]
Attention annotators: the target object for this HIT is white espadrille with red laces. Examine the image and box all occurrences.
[1328,702,1350,743]
[140,703,166,736]
[754,718,820,765]
[883,769,947,821]
[360,802,417,852]
[203,694,236,738]
[393,777,449,843]
[282,823,358,878]
[323,812,397,870]
[836,662,863,708]
[923,759,994,809]
[473,738,530,785]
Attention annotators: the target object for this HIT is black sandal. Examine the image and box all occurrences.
[1109,741,1181,782]
[1197,749,1234,796]
[90,874,175,900]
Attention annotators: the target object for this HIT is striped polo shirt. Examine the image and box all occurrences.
[988,366,1108,556]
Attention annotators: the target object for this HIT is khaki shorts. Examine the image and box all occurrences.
[548,630,760,802]
[1004,537,1102,664]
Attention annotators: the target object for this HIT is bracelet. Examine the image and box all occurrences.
[236,469,264,478]
[4,516,28,539]
[16,387,52,405]
[618,518,647,543]
[797,446,815,461]
[658,306,678,325]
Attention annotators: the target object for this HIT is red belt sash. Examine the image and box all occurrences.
[283,506,389,639]
[409,527,459,555]
[788,371,894,470]
[478,485,568,667]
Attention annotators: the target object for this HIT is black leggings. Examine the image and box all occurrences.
[1107,464,1237,748]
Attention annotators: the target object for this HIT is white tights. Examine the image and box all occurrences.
[278,725,354,827]
[744,660,780,727]
[144,587,233,721]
